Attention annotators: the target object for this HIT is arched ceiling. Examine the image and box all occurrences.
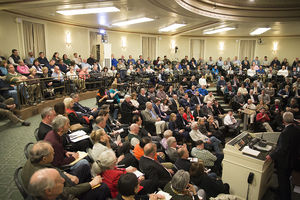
[0,0,300,37]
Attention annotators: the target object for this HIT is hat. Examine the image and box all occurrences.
[29,50,33,53]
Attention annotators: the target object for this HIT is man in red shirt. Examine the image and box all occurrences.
[255,108,274,132]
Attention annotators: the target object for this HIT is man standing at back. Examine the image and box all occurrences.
[266,112,300,200]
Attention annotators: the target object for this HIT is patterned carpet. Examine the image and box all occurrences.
[0,98,299,200]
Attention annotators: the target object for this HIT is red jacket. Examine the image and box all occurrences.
[100,167,126,198]
[182,112,194,122]
[256,112,270,122]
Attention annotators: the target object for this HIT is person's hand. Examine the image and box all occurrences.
[157,152,164,157]
[266,155,272,162]
[117,155,125,164]
[89,175,103,188]
[206,140,212,144]
[208,132,212,136]
[133,110,139,113]
[7,104,16,109]
[92,108,97,112]
[187,183,197,195]
[148,133,152,137]
[157,117,161,121]
[149,194,158,200]
[182,143,187,148]
[89,115,94,120]
[126,167,137,173]
[168,169,174,174]
[138,175,145,182]
[67,174,79,184]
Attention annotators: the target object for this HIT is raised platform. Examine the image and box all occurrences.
[13,90,98,120]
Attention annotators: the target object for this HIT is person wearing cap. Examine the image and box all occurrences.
[25,50,35,66]
[261,56,270,67]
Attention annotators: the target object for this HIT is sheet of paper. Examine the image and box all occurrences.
[156,191,172,200]
[294,186,300,194]
[69,130,89,143]
[242,146,260,156]
[126,166,144,178]
[188,157,198,162]
[69,151,88,165]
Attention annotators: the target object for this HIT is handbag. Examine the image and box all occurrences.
[69,123,83,131]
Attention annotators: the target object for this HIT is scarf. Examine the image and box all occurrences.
[227,86,232,91]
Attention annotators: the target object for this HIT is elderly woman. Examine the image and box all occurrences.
[161,130,172,150]
[27,68,42,105]
[238,83,248,96]
[256,99,269,112]
[63,97,93,132]
[110,83,123,103]
[92,149,151,199]
[164,170,205,200]
[190,162,229,199]
[67,66,86,92]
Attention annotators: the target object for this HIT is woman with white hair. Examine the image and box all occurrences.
[164,170,205,200]
[92,149,152,199]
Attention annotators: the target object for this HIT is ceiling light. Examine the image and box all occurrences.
[203,27,235,35]
[112,17,154,26]
[250,28,271,36]
[56,7,120,15]
[159,23,186,32]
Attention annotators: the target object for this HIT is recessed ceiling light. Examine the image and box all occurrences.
[159,23,186,32]
[112,17,154,26]
[56,7,120,15]
[250,28,271,35]
[203,27,236,35]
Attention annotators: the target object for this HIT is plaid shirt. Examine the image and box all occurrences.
[191,147,217,167]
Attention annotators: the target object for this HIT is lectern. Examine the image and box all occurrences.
[222,132,275,200]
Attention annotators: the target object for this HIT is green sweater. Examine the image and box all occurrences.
[5,72,22,84]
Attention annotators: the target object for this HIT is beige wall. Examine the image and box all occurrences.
[0,11,299,65]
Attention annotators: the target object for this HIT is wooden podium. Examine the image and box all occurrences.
[222,132,275,200]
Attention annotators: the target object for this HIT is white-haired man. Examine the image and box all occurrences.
[144,102,166,135]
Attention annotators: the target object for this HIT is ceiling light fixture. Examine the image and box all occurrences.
[159,23,186,32]
[203,27,235,35]
[112,17,154,26]
[56,7,120,15]
[250,28,271,36]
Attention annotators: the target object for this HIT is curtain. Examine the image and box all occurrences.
[89,31,99,57]
[142,37,156,60]
[190,39,205,60]
[239,40,256,61]
[23,21,45,58]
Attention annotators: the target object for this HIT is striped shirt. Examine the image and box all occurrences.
[191,147,217,167]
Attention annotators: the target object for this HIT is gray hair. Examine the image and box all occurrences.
[163,130,172,138]
[28,169,56,198]
[92,149,116,174]
[283,112,294,123]
[63,97,73,109]
[51,115,68,132]
[30,141,52,163]
[95,116,105,125]
[191,122,198,130]
[41,107,54,119]
[124,95,131,100]
[171,170,190,192]
[275,99,280,103]
[167,136,176,147]
[70,93,78,99]
[146,102,152,108]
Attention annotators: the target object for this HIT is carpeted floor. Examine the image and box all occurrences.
[0,98,299,200]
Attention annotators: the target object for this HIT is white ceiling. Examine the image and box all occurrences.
[1,0,300,37]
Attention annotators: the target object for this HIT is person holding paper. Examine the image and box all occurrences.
[92,149,155,198]
[44,115,89,169]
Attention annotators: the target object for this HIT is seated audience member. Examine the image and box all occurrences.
[174,148,193,172]
[130,93,140,109]
[79,66,95,89]
[247,66,257,80]
[223,110,241,135]
[245,89,258,104]
[0,60,8,76]
[205,116,225,145]
[256,108,274,132]
[45,59,56,73]
[137,88,148,110]
[121,95,139,124]
[51,66,65,93]
[198,117,224,144]
[212,100,226,118]
[258,89,270,105]
[38,107,56,140]
[87,54,95,66]
[180,93,195,110]
[139,143,173,189]
[203,91,215,103]
[191,140,223,175]
[217,76,227,94]
[81,59,92,71]
[202,101,222,125]
[169,94,180,113]
[64,98,92,131]
[182,106,194,123]
[31,59,43,75]
[57,59,69,73]
[96,88,109,108]
[277,66,289,78]
[233,92,245,112]
[286,98,300,118]
[230,76,240,90]
[223,82,235,101]
[8,49,21,67]
[152,99,169,121]
[242,60,250,70]
[52,52,60,65]
[290,67,300,82]
[198,84,208,97]
[238,83,248,96]
[161,130,172,150]
[261,56,270,67]
[164,170,205,200]
[27,68,42,105]
[92,149,151,199]
[110,82,123,103]
[190,122,221,153]
[116,173,160,200]
[278,85,291,105]
[133,137,164,163]
[265,83,275,99]
[243,99,256,128]
[191,91,203,107]
[70,93,99,118]
[256,99,269,112]
[17,60,30,76]
[160,98,172,115]
[128,124,141,147]
[176,85,186,99]
[270,99,282,117]
[176,107,192,131]
[190,162,230,199]
[22,141,110,200]
[166,86,175,98]
[144,102,166,135]
[169,112,189,142]
[67,65,86,91]
[279,78,292,90]
[0,96,30,126]
[44,115,90,168]
[270,57,280,67]
[37,52,49,66]
[199,75,207,87]
[73,53,82,67]
[193,104,205,121]
[156,85,168,100]
[166,137,186,163]
[202,65,213,81]
[212,66,220,80]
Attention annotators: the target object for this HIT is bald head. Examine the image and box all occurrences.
[130,123,139,134]
[144,143,156,157]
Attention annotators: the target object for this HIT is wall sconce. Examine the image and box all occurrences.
[122,38,126,50]
[66,32,71,46]
[219,42,224,53]
[273,42,278,53]
[171,40,176,52]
